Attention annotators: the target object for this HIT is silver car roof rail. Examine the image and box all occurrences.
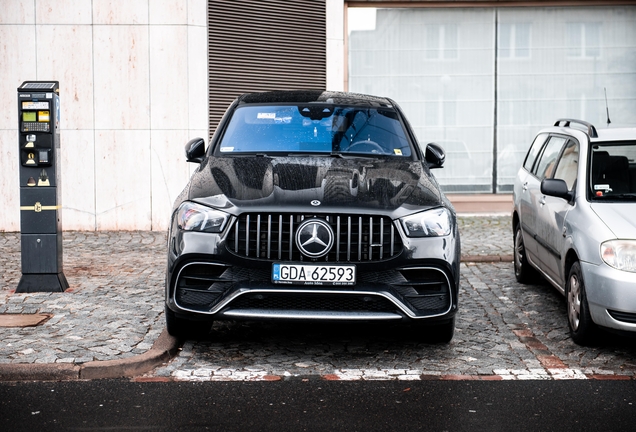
[554,118,598,138]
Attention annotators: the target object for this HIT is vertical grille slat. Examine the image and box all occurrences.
[267,215,272,259]
[256,214,262,258]
[370,216,374,260]
[228,213,402,263]
[347,216,352,261]
[358,217,362,261]
[336,216,341,261]
[390,224,395,256]
[234,218,239,252]
[288,215,293,261]
[245,215,250,257]
[278,215,283,260]
[380,220,384,260]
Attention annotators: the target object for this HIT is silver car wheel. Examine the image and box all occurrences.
[514,229,525,275]
[567,272,581,331]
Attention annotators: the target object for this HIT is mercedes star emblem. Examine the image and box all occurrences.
[295,219,334,258]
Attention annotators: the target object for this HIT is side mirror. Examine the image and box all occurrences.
[541,178,573,201]
[185,138,206,163]
[425,143,445,169]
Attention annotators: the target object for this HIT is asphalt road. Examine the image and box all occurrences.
[1,379,635,431]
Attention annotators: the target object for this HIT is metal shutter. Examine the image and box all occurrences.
[208,0,327,134]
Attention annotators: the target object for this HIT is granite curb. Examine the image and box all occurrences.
[0,329,179,382]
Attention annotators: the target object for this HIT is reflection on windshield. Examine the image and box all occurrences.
[590,141,636,200]
[218,105,412,157]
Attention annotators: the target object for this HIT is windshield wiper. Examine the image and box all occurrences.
[284,152,348,158]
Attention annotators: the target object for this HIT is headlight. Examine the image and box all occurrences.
[601,240,636,273]
[176,201,229,233]
[401,207,451,237]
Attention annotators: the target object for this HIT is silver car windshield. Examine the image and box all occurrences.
[590,141,636,200]
[217,104,412,157]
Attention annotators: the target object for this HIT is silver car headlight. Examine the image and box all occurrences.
[176,201,229,233]
[601,240,636,273]
[401,207,451,237]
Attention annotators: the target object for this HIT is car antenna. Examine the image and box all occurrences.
[604,87,611,126]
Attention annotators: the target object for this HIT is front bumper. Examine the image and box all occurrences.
[581,261,636,332]
[166,227,460,324]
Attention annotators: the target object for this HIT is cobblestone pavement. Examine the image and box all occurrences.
[2,216,635,381]
[457,216,512,259]
[0,232,166,365]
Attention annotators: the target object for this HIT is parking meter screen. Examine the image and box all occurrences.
[23,112,36,122]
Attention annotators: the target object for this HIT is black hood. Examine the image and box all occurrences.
[185,156,444,217]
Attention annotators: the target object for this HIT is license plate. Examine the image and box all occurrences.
[272,263,356,285]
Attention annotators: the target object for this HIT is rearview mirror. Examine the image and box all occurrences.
[425,143,445,169]
[185,138,206,163]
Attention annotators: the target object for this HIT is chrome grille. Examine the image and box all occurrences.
[227,213,402,262]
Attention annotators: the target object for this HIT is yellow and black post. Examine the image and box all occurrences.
[17,81,68,293]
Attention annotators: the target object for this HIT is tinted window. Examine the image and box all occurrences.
[590,140,636,199]
[534,136,566,180]
[218,105,412,157]
[523,133,548,172]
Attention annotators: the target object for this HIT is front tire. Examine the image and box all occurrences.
[514,224,537,283]
[566,262,599,345]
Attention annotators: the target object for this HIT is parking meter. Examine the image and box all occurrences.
[16,81,68,293]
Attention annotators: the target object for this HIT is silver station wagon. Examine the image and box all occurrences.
[512,119,636,345]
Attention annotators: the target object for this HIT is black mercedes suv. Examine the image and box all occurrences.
[165,90,461,342]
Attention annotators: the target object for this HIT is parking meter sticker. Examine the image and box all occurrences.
[22,101,48,110]
[38,111,50,122]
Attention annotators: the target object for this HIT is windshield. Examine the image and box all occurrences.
[590,141,636,201]
[217,104,413,157]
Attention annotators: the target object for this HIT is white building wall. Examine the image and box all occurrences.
[0,0,209,231]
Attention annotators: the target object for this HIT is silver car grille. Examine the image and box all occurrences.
[227,213,402,262]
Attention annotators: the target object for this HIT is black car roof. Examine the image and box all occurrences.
[236,90,395,108]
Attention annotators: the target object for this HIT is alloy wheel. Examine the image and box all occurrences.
[568,273,581,331]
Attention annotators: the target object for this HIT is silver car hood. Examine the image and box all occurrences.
[590,204,636,239]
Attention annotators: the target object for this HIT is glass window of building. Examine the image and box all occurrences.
[348,6,636,194]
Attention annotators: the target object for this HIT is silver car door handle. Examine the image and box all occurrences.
[539,196,546,206]
[522,182,528,191]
